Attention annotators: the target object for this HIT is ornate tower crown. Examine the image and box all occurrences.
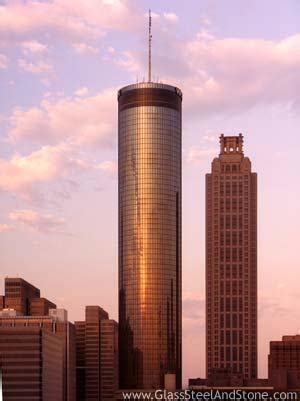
[220,133,244,155]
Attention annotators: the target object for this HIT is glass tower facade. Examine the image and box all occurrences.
[118,82,182,389]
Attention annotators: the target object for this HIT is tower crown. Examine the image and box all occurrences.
[220,133,243,155]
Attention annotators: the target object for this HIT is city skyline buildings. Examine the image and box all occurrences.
[0,278,76,401]
[0,277,119,400]
[0,0,299,385]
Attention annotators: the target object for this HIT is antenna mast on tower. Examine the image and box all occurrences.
[148,9,152,82]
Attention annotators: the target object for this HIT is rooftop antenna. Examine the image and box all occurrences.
[148,9,152,82]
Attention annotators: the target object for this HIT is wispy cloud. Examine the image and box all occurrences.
[0,223,13,233]
[0,0,139,44]
[199,16,211,27]
[21,40,48,54]
[115,50,142,73]
[163,13,179,23]
[0,144,87,198]
[8,89,116,146]
[186,147,217,165]
[183,32,300,114]
[18,58,53,74]
[0,141,116,202]
[258,289,298,319]
[74,86,89,97]
[97,160,117,176]
[183,293,205,322]
[117,32,300,116]
[72,42,99,55]
[9,209,65,233]
[0,54,8,69]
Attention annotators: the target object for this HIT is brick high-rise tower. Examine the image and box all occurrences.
[206,134,257,380]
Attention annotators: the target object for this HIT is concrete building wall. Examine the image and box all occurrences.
[0,315,76,401]
[0,327,64,401]
[269,336,300,390]
[4,278,40,316]
[30,297,56,316]
[42,329,64,401]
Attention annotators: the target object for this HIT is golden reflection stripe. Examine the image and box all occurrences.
[138,120,147,312]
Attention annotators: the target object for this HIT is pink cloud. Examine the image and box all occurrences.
[181,33,300,114]
[186,147,218,165]
[97,160,117,176]
[0,141,115,201]
[18,58,53,74]
[74,86,89,97]
[119,33,300,115]
[185,133,220,165]
[8,89,116,146]
[9,209,65,233]
[0,144,87,197]
[0,0,138,43]
[115,50,142,73]
[0,54,8,69]
[72,42,99,55]
[0,223,13,233]
[199,16,211,27]
[0,86,117,202]
[183,292,205,322]
[21,40,48,54]
[163,12,179,23]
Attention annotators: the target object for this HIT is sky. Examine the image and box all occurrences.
[0,0,300,386]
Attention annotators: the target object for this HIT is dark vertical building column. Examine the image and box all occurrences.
[85,306,108,400]
[75,306,117,400]
[75,321,86,400]
[100,319,119,400]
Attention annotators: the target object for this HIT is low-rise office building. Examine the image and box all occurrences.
[269,335,300,390]
[0,326,64,401]
[0,277,76,401]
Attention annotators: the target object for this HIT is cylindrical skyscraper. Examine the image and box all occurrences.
[118,82,182,390]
